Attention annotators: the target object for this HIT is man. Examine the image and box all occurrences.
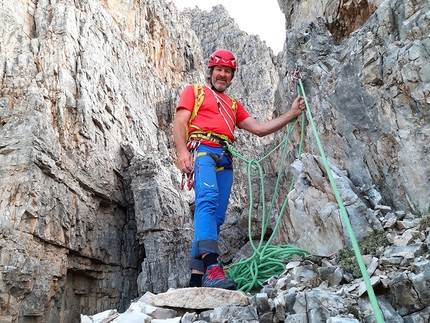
[173,49,305,290]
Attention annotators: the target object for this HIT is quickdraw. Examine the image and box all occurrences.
[180,139,201,190]
[290,65,302,96]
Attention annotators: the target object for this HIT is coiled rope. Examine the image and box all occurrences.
[224,101,309,292]
[224,76,385,323]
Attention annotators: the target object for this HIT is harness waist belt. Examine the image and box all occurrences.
[188,132,231,146]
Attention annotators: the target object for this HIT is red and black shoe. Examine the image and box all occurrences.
[202,264,236,290]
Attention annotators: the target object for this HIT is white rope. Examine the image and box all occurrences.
[210,89,235,137]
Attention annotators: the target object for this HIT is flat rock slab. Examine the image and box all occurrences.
[146,287,250,309]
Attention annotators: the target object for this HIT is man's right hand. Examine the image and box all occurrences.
[177,150,194,174]
[290,96,305,118]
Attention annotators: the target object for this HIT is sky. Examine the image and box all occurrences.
[170,0,286,53]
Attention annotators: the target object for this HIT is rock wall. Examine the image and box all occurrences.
[276,0,429,216]
[278,0,385,41]
[0,0,429,322]
[0,0,202,322]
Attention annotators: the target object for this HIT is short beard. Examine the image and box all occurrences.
[206,67,234,91]
[211,79,230,92]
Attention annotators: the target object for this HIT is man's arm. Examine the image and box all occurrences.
[238,96,305,137]
[173,108,194,173]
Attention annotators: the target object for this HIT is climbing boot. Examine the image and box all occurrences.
[202,263,236,290]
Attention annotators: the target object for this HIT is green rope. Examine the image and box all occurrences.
[224,76,385,323]
[296,79,385,322]
[224,108,309,293]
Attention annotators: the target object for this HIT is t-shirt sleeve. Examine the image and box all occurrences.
[177,85,195,112]
[235,100,251,125]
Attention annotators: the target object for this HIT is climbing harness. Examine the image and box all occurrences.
[223,69,385,323]
[180,132,233,190]
[188,130,232,145]
[188,84,205,126]
[180,84,236,191]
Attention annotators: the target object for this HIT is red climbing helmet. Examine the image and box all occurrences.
[208,49,237,71]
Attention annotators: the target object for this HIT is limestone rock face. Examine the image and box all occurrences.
[285,154,384,256]
[1,0,202,322]
[0,0,429,322]
[276,0,430,214]
[279,0,385,41]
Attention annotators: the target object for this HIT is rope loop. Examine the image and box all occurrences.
[224,76,385,323]
[224,95,308,292]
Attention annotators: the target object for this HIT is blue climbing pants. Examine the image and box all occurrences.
[189,144,233,271]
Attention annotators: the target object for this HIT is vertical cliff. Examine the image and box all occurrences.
[276,0,429,213]
[0,0,202,321]
[0,0,429,322]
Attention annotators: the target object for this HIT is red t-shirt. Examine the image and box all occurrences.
[177,85,250,145]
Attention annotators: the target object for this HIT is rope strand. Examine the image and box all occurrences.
[225,76,385,323]
[297,78,385,323]
[210,89,235,137]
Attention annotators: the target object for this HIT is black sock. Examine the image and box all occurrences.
[202,253,218,271]
[189,273,203,287]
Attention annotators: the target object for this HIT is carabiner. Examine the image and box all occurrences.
[187,172,195,190]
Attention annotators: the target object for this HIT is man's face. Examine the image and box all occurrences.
[211,66,233,92]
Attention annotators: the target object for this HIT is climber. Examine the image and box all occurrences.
[173,49,306,290]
